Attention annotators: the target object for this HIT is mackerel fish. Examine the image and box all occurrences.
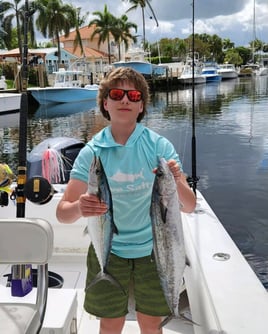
[150,157,186,327]
[85,155,123,292]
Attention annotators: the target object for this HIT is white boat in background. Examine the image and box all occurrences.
[112,47,154,78]
[0,92,21,114]
[239,63,268,77]
[28,68,99,105]
[245,0,268,77]
[178,64,206,85]
[178,53,205,85]
[1,136,268,333]
[217,64,238,79]
[253,63,268,76]
[113,59,153,77]
[201,62,222,82]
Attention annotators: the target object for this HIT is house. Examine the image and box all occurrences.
[59,25,117,76]
[0,25,129,85]
[0,47,77,72]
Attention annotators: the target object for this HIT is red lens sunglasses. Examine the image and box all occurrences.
[108,89,143,102]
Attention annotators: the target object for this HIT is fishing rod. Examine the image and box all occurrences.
[16,0,30,218]
[11,0,29,297]
[11,0,33,298]
[187,0,199,193]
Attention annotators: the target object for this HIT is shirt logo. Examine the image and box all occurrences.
[110,169,144,183]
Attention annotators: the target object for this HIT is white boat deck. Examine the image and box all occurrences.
[0,251,194,333]
[1,190,268,333]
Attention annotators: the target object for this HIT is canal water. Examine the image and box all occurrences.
[1,76,268,287]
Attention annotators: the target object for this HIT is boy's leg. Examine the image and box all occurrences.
[100,317,126,334]
[136,312,163,334]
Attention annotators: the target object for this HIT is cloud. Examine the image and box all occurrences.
[42,0,268,47]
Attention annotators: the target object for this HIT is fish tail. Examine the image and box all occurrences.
[179,313,200,326]
[86,271,126,295]
[159,312,199,328]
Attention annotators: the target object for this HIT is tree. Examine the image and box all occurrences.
[186,34,209,60]
[35,0,76,65]
[224,49,243,66]
[249,38,264,62]
[125,0,158,52]
[192,33,223,63]
[0,3,8,49]
[263,44,268,53]
[88,4,117,64]
[71,7,89,57]
[222,38,235,50]
[113,14,137,60]
[210,34,223,62]
[0,0,36,59]
[235,46,252,65]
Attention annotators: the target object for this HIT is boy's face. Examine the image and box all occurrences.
[103,81,144,125]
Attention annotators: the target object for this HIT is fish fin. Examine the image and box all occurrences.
[150,250,155,261]
[85,271,126,295]
[160,202,168,223]
[159,314,173,328]
[185,255,191,267]
[83,226,88,236]
[112,220,119,235]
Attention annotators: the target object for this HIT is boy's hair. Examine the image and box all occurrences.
[97,67,150,122]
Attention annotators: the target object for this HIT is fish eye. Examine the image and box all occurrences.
[156,170,164,177]
[96,168,102,175]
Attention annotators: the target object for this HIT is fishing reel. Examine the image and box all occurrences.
[24,176,55,205]
[7,176,55,206]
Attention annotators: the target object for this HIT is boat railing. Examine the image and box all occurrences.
[54,80,82,88]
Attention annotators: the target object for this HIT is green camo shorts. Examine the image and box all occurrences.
[83,245,170,318]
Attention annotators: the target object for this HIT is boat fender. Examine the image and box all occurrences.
[24,176,55,205]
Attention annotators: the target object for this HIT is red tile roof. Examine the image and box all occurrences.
[64,46,108,58]
[59,25,98,42]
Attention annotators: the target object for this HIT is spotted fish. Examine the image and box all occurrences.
[85,156,123,292]
[150,157,186,327]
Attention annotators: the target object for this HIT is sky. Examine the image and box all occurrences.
[61,0,268,48]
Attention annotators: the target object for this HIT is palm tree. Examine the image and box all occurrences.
[35,0,76,65]
[0,2,8,49]
[125,0,158,52]
[88,4,117,64]
[113,14,137,60]
[0,0,35,58]
[222,38,235,51]
[70,7,89,57]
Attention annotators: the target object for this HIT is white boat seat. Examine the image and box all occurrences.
[0,218,53,334]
